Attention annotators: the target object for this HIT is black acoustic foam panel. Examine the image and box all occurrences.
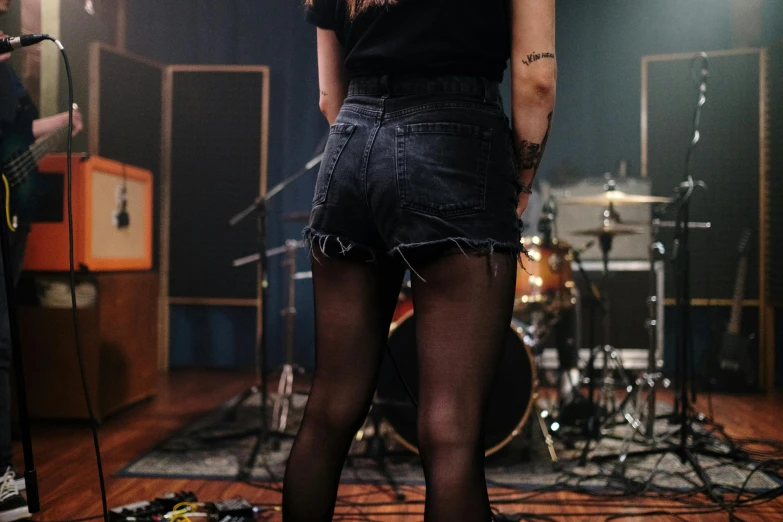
[647,52,762,301]
[168,70,265,299]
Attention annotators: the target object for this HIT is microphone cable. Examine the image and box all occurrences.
[44,36,110,522]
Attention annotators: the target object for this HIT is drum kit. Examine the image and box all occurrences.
[266,180,680,468]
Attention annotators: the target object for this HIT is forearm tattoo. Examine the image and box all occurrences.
[320,89,328,96]
[521,52,555,66]
[516,112,553,183]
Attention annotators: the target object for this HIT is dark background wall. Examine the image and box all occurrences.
[117,0,781,381]
[125,0,323,370]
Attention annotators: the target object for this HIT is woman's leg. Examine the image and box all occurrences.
[411,252,517,522]
[282,248,405,521]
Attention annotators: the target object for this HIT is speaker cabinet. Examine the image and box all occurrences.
[24,154,153,271]
[17,272,158,420]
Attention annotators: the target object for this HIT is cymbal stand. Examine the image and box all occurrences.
[226,146,325,478]
[591,211,672,451]
[578,206,635,464]
[272,240,307,433]
[611,214,715,457]
[588,57,750,507]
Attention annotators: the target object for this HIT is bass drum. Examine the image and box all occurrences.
[377,309,537,457]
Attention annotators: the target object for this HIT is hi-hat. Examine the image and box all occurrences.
[560,190,672,206]
[572,223,646,237]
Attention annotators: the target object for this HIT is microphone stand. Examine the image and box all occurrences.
[0,214,39,512]
[225,145,325,479]
[588,54,746,504]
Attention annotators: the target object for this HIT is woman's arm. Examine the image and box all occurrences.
[316,28,348,125]
[32,107,83,139]
[511,0,557,217]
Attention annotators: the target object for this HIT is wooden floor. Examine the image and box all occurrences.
[21,370,783,522]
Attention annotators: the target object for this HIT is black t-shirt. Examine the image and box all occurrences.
[305,0,511,82]
[0,64,20,132]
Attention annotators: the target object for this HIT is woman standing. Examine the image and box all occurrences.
[283,1,556,520]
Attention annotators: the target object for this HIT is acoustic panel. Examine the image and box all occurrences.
[91,44,164,268]
[645,50,763,301]
[167,68,268,300]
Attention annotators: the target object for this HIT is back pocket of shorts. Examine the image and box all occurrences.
[395,122,491,217]
[313,123,356,206]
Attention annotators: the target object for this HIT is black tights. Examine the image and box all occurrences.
[282,248,517,521]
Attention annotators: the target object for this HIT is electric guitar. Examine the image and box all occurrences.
[0,100,70,229]
[712,229,757,391]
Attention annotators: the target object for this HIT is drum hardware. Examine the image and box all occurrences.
[572,201,646,464]
[585,57,747,500]
[538,195,558,243]
[347,399,410,502]
[533,402,560,466]
[652,219,711,229]
[282,210,312,222]
[226,141,324,476]
[271,240,308,433]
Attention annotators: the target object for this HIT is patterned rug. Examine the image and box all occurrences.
[117,392,780,493]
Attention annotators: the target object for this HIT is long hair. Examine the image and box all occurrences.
[306,0,398,19]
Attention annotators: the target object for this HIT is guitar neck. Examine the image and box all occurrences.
[30,123,69,163]
[727,256,748,335]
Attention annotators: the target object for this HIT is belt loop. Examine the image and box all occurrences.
[481,77,489,103]
[380,75,390,95]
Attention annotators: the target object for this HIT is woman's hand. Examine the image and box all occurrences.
[32,105,83,139]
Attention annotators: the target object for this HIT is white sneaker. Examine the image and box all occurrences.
[0,468,30,522]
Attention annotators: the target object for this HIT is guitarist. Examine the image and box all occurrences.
[0,1,82,517]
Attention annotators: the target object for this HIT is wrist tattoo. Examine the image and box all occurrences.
[521,52,555,67]
[320,89,328,97]
[516,112,553,181]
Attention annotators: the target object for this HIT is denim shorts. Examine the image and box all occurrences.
[305,75,523,269]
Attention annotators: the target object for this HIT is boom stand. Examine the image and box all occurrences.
[227,150,324,478]
[0,202,39,512]
[588,55,747,505]
[577,218,633,465]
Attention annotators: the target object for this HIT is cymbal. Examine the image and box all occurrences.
[560,190,672,206]
[572,223,646,237]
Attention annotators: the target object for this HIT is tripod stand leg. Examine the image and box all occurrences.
[361,407,406,502]
[534,402,559,466]
[273,364,294,432]
[683,447,722,504]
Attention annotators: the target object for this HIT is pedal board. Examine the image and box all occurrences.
[109,492,197,522]
[109,493,256,522]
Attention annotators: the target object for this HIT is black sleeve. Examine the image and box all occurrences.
[305,0,335,30]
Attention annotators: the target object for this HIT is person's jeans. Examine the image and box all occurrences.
[0,224,29,469]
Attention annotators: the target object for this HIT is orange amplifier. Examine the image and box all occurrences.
[24,154,153,271]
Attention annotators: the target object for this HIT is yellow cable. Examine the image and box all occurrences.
[1,174,15,232]
[172,502,199,513]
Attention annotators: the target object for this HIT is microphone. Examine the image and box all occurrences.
[0,34,49,54]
